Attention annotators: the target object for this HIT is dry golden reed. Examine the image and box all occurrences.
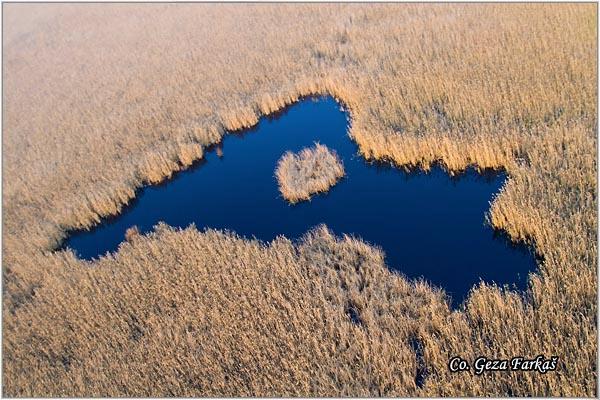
[276,143,345,203]
[2,3,597,397]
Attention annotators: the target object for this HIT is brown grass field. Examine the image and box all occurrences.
[2,3,597,397]
[276,143,345,203]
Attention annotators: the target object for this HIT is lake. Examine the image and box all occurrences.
[63,96,537,307]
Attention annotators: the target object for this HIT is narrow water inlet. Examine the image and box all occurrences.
[409,337,427,389]
[62,96,537,307]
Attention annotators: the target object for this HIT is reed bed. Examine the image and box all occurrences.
[276,143,345,203]
[2,3,597,396]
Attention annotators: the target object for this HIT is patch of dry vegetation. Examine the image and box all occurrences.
[3,3,597,396]
[276,143,345,203]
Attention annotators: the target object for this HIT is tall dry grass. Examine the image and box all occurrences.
[276,143,345,203]
[2,3,597,396]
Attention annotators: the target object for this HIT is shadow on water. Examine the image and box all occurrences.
[61,96,537,308]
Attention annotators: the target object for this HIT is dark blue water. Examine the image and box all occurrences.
[63,96,536,306]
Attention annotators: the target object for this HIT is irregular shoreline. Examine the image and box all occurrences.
[3,4,596,396]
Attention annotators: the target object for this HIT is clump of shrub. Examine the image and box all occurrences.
[276,143,345,203]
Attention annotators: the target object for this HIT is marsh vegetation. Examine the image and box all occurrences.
[61,96,535,306]
[276,143,345,203]
[3,3,597,397]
